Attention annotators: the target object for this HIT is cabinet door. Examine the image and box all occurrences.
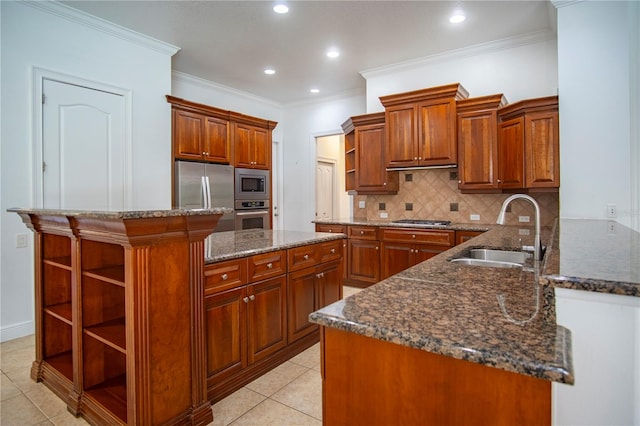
[414,245,447,263]
[287,267,318,343]
[347,239,380,285]
[234,123,253,168]
[356,123,398,193]
[247,276,287,364]
[418,98,457,165]
[458,110,499,190]
[525,111,559,188]
[381,242,414,279]
[385,105,418,168]
[498,117,525,189]
[204,116,231,163]
[252,127,271,170]
[455,230,484,245]
[318,260,342,307]
[174,109,204,161]
[204,287,247,384]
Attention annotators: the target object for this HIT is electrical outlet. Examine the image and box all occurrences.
[16,233,28,248]
[379,212,388,219]
[358,200,365,209]
[607,221,617,234]
[470,214,480,221]
[518,216,530,223]
[519,229,531,236]
[606,204,617,218]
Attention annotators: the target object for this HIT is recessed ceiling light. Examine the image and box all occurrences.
[449,9,466,23]
[273,4,288,14]
[264,68,276,75]
[326,48,340,59]
[310,88,320,94]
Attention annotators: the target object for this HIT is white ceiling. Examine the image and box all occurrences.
[60,1,557,105]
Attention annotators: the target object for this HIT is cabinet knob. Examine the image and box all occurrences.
[303,254,309,260]
[376,246,379,250]
[458,180,462,184]
[418,157,422,160]
[383,182,387,186]
[267,262,273,269]
[202,152,206,156]
[249,294,255,301]
[497,179,502,183]
[243,297,249,303]
[330,248,336,254]
[412,234,416,239]
[360,230,364,235]
[221,273,228,280]
[414,157,418,160]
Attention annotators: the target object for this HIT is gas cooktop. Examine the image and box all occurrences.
[391,219,451,227]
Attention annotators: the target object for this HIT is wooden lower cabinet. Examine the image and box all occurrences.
[346,226,380,287]
[321,327,551,426]
[455,230,485,245]
[204,239,344,403]
[288,260,342,342]
[380,227,454,279]
[314,224,348,281]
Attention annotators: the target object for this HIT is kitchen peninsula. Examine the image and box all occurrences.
[10,208,345,426]
[311,218,640,425]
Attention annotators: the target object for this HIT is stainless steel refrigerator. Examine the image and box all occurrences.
[175,161,235,232]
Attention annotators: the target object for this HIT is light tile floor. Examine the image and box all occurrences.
[1,286,362,426]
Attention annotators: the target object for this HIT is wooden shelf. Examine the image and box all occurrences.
[43,256,72,270]
[45,351,73,382]
[86,375,127,424]
[84,318,126,354]
[82,266,125,287]
[44,302,72,324]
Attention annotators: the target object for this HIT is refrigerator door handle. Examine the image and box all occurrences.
[204,176,212,209]
[201,176,209,209]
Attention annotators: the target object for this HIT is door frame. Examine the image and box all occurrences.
[32,67,133,208]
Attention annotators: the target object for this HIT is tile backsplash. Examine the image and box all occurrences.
[353,169,559,227]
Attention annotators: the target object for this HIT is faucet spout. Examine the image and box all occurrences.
[496,194,542,261]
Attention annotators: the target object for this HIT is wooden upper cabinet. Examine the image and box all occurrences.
[457,94,508,192]
[168,95,232,164]
[341,113,398,194]
[380,83,469,168]
[498,96,559,190]
[231,112,276,170]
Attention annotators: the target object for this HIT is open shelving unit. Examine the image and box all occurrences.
[14,209,223,426]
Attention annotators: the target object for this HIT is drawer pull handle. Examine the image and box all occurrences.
[303,254,309,260]
[243,297,249,303]
[267,262,273,269]
[221,273,228,280]
[330,248,336,254]
[249,294,256,301]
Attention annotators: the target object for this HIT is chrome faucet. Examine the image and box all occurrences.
[496,194,542,261]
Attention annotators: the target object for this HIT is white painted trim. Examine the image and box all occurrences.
[272,139,285,231]
[0,321,34,343]
[23,0,179,56]
[551,0,583,9]
[630,0,640,232]
[555,287,640,308]
[32,67,134,209]
[361,30,557,79]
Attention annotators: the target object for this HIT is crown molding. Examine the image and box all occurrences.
[550,1,583,9]
[22,0,179,56]
[361,29,556,80]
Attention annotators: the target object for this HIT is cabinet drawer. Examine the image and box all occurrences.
[248,250,286,281]
[348,226,378,240]
[380,228,455,246]
[315,224,347,234]
[288,244,319,272]
[204,258,248,295]
[318,239,343,264]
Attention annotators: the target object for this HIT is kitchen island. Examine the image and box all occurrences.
[311,218,640,425]
[10,208,346,425]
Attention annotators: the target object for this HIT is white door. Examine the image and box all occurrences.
[316,161,334,220]
[42,79,126,210]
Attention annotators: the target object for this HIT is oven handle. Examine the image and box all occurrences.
[235,210,269,216]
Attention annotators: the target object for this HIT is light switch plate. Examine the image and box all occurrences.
[379,212,388,219]
[358,200,365,209]
[518,216,530,223]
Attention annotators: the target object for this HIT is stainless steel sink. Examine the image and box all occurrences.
[449,248,531,269]
[449,258,523,269]
[467,249,529,264]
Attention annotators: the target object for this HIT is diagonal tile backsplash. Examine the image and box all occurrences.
[353,169,559,227]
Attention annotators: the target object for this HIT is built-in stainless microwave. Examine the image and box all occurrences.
[235,168,270,201]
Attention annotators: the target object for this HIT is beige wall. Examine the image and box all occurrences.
[353,169,559,227]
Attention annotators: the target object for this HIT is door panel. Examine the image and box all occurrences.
[247,276,287,364]
[316,161,334,220]
[43,79,125,210]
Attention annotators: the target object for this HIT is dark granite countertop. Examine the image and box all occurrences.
[310,218,639,385]
[204,229,345,263]
[314,217,490,232]
[7,207,233,219]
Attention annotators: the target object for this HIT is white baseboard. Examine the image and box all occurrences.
[0,321,34,343]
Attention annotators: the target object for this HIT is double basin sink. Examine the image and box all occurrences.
[449,248,533,269]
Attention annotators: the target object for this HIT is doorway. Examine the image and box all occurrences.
[315,134,350,221]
